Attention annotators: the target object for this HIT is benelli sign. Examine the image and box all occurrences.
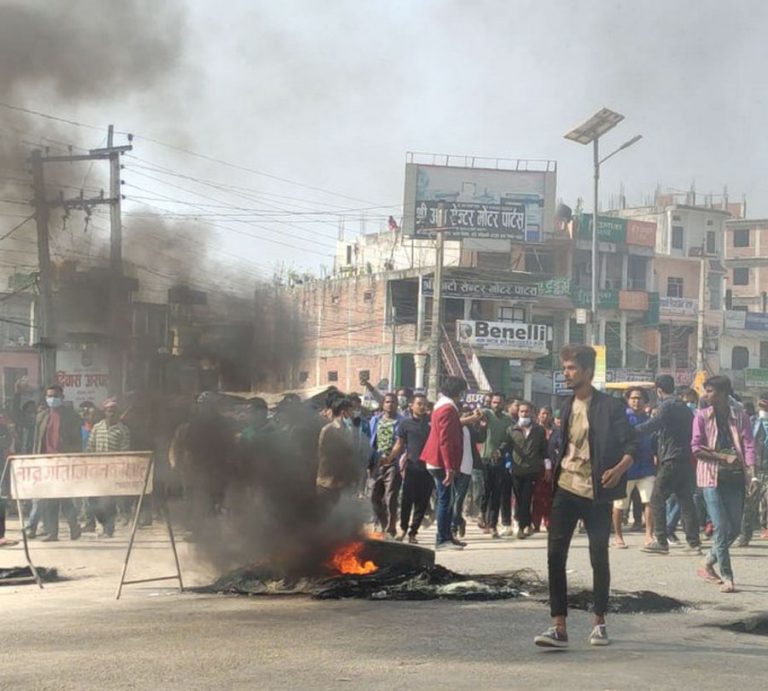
[456,320,549,352]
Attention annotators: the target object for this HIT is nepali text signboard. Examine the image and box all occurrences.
[456,320,549,353]
[577,213,627,244]
[403,163,556,242]
[56,349,110,407]
[745,369,768,389]
[9,452,153,500]
[571,287,619,309]
[725,311,768,332]
[421,276,538,301]
[660,297,698,317]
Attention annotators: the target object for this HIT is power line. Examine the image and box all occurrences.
[0,214,35,242]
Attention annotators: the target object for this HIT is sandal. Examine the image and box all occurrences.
[612,539,628,549]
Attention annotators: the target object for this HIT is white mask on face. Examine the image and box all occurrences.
[518,416,531,427]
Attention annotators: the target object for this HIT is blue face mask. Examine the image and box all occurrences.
[46,397,62,409]
[687,402,697,412]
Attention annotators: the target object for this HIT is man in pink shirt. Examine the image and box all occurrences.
[691,376,755,593]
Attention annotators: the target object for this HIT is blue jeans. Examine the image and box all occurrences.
[703,482,745,581]
[451,473,472,532]
[428,468,454,546]
[666,496,681,535]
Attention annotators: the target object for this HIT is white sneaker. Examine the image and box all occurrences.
[588,624,609,646]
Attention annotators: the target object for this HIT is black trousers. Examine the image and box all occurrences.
[371,463,402,535]
[651,460,700,548]
[512,473,537,529]
[486,464,514,528]
[400,468,433,535]
[548,488,612,618]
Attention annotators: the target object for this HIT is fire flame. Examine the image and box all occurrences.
[329,541,378,575]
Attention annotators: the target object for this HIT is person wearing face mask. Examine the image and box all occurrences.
[316,395,358,510]
[31,384,82,542]
[498,401,551,540]
[737,395,768,546]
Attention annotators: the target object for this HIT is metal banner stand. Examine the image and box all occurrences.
[9,461,43,589]
[115,458,184,600]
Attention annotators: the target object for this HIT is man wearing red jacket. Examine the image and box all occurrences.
[420,376,467,551]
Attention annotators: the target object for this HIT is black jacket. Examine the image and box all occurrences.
[499,423,549,476]
[555,389,637,503]
[634,396,693,464]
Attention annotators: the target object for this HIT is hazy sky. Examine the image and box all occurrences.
[2,0,768,283]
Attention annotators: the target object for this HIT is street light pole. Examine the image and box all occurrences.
[565,108,642,348]
[592,138,600,345]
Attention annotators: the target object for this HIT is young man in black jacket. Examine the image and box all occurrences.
[534,345,636,649]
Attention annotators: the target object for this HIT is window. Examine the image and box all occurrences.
[733,229,750,248]
[733,267,750,286]
[706,231,716,255]
[358,369,370,383]
[498,306,525,322]
[345,245,353,265]
[363,291,373,302]
[659,324,692,369]
[667,277,684,298]
[671,226,684,250]
[299,371,309,383]
[328,371,338,382]
[628,255,647,290]
[706,220,714,226]
[731,346,749,371]
[760,342,768,369]
[524,248,554,274]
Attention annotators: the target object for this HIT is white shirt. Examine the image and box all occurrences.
[460,426,473,475]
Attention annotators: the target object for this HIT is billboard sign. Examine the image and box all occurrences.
[403,163,556,242]
[456,320,549,353]
[421,276,538,301]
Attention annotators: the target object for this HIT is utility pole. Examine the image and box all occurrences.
[389,299,397,391]
[30,150,55,386]
[696,252,707,372]
[30,127,133,397]
[428,202,447,401]
[107,125,126,397]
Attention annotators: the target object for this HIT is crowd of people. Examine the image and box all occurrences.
[2,347,767,647]
[0,384,139,546]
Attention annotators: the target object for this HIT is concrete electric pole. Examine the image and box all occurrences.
[29,126,133,396]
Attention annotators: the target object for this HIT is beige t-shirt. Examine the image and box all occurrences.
[557,395,593,499]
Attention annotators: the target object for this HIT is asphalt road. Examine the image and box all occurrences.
[1,514,766,690]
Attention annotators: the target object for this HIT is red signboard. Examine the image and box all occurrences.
[626,220,656,247]
[619,290,649,311]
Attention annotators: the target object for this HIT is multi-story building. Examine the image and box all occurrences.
[722,218,768,393]
[611,195,733,386]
